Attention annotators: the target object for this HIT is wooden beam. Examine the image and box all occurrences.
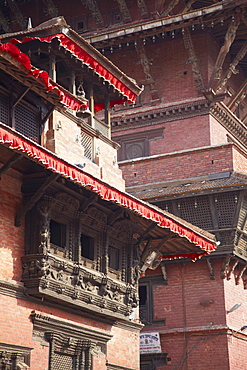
[181,0,197,14]
[161,0,181,16]
[41,105,55,126]
[216,41,247,92]
[116,0,132,22]
[7,0,27,30]
[227,77,247,111]
[0,153,23,178]
[209,16,240,90]
[0,7,11,32]
[182,27,205,92]
[136,0,148,18]
[135,223,157,245]
[15,173,60,227]
[13,86,32,108]
[42,0,58,18]
[108,209,124,226]
[81,0,104,26]
[81,193,98,213]
[207,259,215,280]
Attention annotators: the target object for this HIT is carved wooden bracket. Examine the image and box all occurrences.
[0,153,23,178]
[182,27,205,93]
[207,259,215,280]
[209,14,241,91]
[15,173,60,227]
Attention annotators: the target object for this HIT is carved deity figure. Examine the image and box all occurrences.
[37,200,51,254]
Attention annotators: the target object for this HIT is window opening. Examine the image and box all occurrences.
[50,220,66,248]
[108,246,119,270]
[81,234,94,260]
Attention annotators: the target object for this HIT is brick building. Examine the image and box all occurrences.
[5,0,246,369]
[0,10,218,370]
[58,1,247,369]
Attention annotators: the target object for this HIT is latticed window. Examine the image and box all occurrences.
[179,196,213,230]
[53,353,75,370]
[15,102,40,142]
[214,192,237,228]
[0,90,9,126]
[81,132,93,160]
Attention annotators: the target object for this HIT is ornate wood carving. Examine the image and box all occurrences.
[0,343,31,370]
[42,0,58,18]
[22,253,138,318]
[31,312,111,369]
[0,8,11,33]
[115,0,132,23]
[209,15,241,91]
[137,0,148,18]
[182,27,205,93]
[6,0,26,30]
[235,264,247,285]
[161,0,180,16]
[207,259,215,280]
[135,39,160,102]
[227,77,247,111]
[181,0,197,14]
[216,41,247,92]
[81,0,104,26]
[0,153,23,178]
[15,173,60,227]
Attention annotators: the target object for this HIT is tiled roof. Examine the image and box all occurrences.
[127,172,247,201]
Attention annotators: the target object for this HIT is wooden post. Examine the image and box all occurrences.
[49,53,56,82]
[104,95,111,139]
[88,83,94,128]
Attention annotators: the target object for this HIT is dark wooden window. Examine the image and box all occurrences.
[108,246,119,270]
[14,101,40,143]
[81,234,94,260]
[50,220,66,248]
[0,90,9,126]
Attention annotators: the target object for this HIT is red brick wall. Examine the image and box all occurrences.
[142,259,237,370]
[0,168,140,370]
[120,144,234,187]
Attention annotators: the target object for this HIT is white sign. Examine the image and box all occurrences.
[140,332,162,354]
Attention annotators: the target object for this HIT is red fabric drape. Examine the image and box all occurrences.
[8,34,138,110]
[0,125,217,260]
[0,42,88,112]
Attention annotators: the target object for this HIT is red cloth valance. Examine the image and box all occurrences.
[0,42,88,112]
[8,34,138,110]
[0,125,217,260]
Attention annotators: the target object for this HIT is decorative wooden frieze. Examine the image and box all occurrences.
[0,343,32,370]
[22,254,138,319]
[210,102,247,149]
[112,99,210,130]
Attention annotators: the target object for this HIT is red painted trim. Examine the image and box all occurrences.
[0,42,88,112]
[9,34,137,110]
[0,125,217,260]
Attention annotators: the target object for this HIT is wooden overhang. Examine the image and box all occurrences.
[0,16,143,111]
[0,122,217,263]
